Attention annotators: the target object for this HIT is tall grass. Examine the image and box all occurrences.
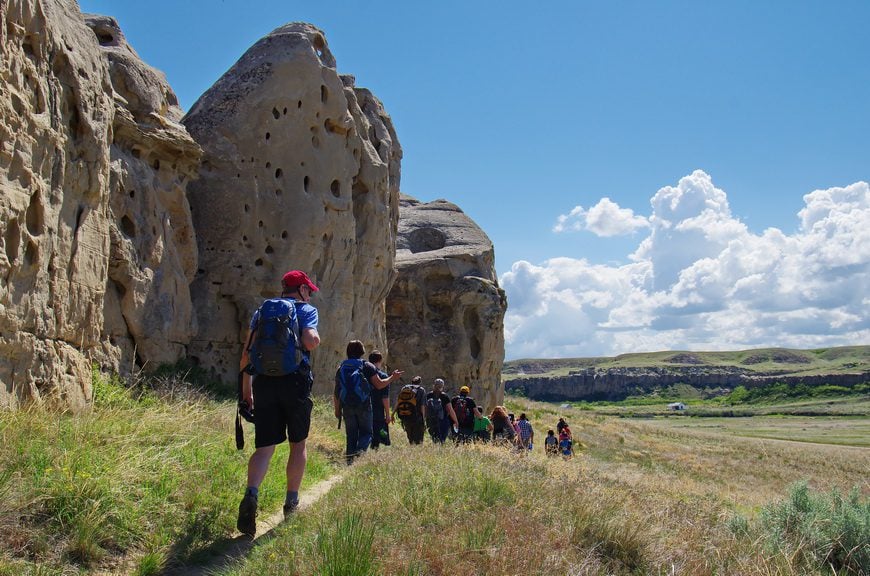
[0,366,337,575]
[1,385,867,575]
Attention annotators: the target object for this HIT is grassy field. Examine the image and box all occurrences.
[1,370,867,575]
[503,345,870,380]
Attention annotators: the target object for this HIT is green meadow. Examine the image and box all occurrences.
[0,367,867,575]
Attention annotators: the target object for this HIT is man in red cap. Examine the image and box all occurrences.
[236,270,321,537]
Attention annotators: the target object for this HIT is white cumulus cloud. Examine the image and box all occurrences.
[554,198,649,236]
[502,171,870,359]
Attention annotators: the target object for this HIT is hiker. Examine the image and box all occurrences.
[368,350,393,449]
[559,429,574,458]
[236,270,321,537]
[516,412,534,451]
[333,340,403,465]
[473,406,493,442]
[394,376,427,444]
[489,406,516,445]
[425,378,458,443]
[557,417,572,440]
[544,429,559,456]
[508,412,521,441]
[450,385,477,443]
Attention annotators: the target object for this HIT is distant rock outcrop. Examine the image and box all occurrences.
[386,196,506,411]
[182,23,402,391]
[506,367,870,402]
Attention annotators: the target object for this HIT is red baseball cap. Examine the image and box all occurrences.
[282,270,319,292]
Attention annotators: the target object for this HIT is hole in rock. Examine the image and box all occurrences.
[408,227,447,253]
[120,215,136,238]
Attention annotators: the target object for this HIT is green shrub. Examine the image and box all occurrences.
[759,481,869,574]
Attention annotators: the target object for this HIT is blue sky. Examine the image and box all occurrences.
[78,0,869,359]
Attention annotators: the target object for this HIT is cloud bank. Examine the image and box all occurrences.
[501,170,870,359]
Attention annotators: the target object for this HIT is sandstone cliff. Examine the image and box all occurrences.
[1,2,506,409]
[386,196,506,411]
[1,1,201,409]
[84,14,202,371]
[1,0,114,410]
[182,23,402,392]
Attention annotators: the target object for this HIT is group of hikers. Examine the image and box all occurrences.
[233,270,575,538]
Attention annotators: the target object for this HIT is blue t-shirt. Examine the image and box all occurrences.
[249,298,318,371]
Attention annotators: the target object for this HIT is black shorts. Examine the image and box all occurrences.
[252,372,313,447]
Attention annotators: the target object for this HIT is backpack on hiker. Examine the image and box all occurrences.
[247,298,301,376]
[396,384,424,421]
[452,395,475,429]
[425,394,445,425]
[338,358,370,407]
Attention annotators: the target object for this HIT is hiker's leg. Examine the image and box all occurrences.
[286,439,307,492]
[247,444,276,488]
[344,407,360,462]
[356,407,373,454]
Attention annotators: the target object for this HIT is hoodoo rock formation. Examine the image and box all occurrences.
[182,23,402,391]
[386,196,506,411]
[85,14,202,371]
[1,2,203,410]
[1,1,505,409]
[1,0,114,410]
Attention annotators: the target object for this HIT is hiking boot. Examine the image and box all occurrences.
[283,499,299,518]
[236,493,258,537]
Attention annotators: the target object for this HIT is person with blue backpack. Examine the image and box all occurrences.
[333,340,403,465]
[236,270,321,538]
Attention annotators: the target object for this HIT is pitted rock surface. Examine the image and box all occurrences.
[1,0,115,410]
[84,13,202,370]
[386,196,506,411]
[182,23,401,390]
[1,1,202,410]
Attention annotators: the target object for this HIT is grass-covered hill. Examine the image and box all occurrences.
[503,345,870,380]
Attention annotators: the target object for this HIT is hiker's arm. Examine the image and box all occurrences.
[242,371,253,408]
[300,327,320,351]
[369,369,403,390]
[446,403,458,426]
[240,328,253,371]
[333,374,341,419]
[381,396,392,424]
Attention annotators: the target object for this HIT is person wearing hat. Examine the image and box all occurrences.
[236,270,321,537]
[425,378,458,443]
[450,385,478,443]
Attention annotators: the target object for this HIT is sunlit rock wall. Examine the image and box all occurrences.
[182,23,401,392]
[386,196,506,412]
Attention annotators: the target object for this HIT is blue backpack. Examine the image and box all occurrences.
[338,358,370,407]
[248,298,301,376]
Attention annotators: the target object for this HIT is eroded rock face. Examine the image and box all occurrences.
[1,1,203,410]
[84,14,202,369]
[386,196,506,412]
[182,23,401,391]
[1,0,115,410]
